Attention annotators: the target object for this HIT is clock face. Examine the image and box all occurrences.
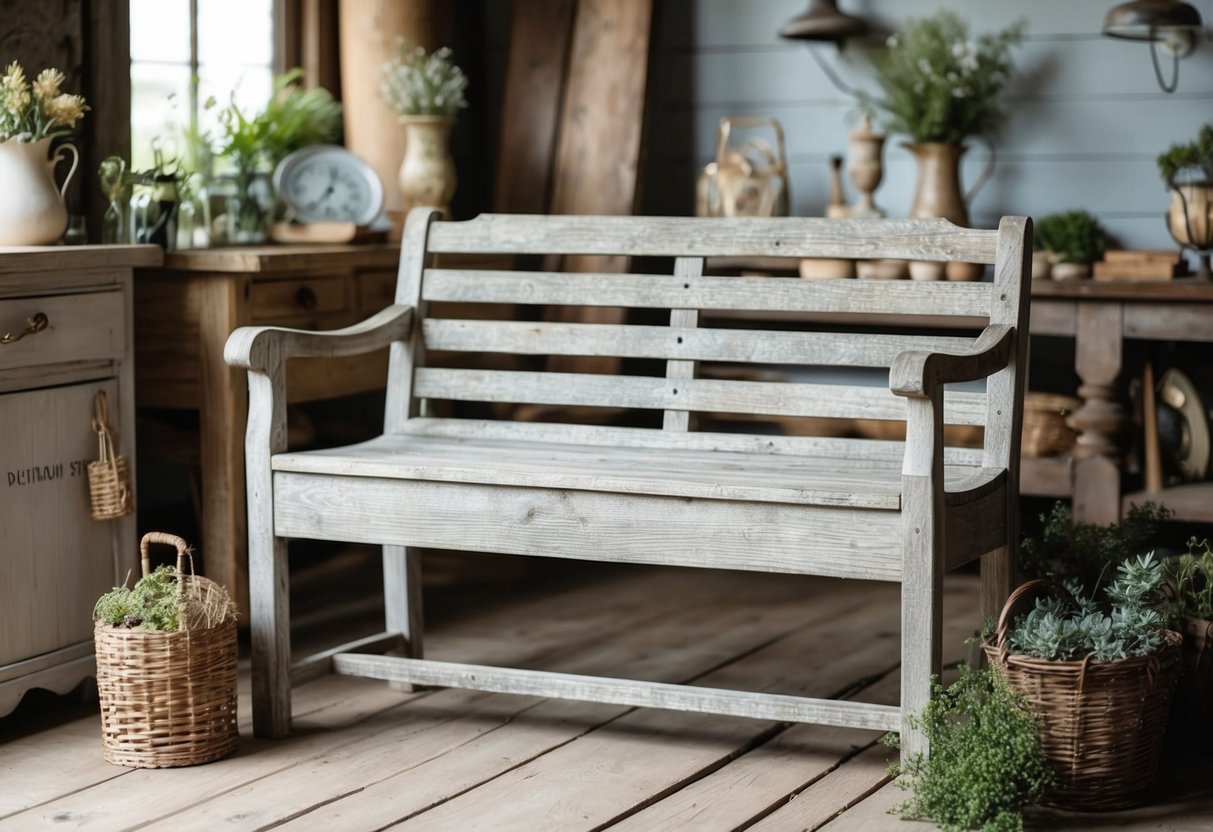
[273,146,385,226]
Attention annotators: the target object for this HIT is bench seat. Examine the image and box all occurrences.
[272,429,1005,510]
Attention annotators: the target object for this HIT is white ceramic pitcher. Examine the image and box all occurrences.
[0,137,79,245]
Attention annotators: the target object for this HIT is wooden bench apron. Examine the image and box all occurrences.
[226,210,1032,757]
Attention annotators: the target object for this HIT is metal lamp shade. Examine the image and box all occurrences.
[779,0,868,43]
[1104,0,1204,40]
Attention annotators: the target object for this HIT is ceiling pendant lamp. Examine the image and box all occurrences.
[1103,0,1205,92]
[778,0,869,44]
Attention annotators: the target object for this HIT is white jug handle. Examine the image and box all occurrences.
[52,142,80,199]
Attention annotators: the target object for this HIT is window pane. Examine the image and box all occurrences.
[198,64,273,136]
[130,0,191,64]
[198,0,272,67]
[130,63,191,171]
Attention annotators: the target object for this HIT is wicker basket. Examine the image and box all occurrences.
[1021,392,1079,458]
[983,580,1181,811]
[95,533,238,768]
[88,390,133,520]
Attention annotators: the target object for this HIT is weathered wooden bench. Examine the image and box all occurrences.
[226,209,1031,756]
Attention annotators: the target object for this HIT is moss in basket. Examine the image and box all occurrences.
[885,665,1052,832]
[93,565,181,631]
[1166,537,1213,620]
[1006,553,1170,662]
[1020,501,1169,593]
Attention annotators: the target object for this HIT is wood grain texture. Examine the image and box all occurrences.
[426,214,1000,263]
[422,267,993,316]
[414,368,989,425]
[331,654,902,731]
[493,0,577,213]
[272,473,906,581]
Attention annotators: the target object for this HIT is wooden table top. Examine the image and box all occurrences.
[1031,277,1213,301]
[158,243,401,273]
[0,244,162,273]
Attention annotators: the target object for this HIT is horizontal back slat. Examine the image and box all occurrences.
[423,270,993,318]
[426,214,1000,264]
[414,368,987,426]
[423,319,975,367]
[398,418,986,466]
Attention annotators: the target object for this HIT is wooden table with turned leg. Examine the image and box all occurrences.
[133,245,400,617]
[1030,279,1213,526]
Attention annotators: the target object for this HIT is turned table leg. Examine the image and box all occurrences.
[1068,303,1126,525]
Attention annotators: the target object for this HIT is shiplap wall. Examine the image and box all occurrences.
[645,0,1213,252]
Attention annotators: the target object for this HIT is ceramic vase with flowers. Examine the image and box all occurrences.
[0,62,87,245]
[381,41,468,218]
[865,12,1023,280]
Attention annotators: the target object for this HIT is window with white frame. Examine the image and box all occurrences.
[129,0,274,170]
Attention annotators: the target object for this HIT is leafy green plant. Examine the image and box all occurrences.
[1033,210,1107,265]
[1021,501,1169,592]
[1167,537,1213,620]
[887,665,1052,832]
[862,12,1024,145]
[1008,553,1169,662]
[380,40,468,118]
[1157,123,1213,187]
[94,565,182,632]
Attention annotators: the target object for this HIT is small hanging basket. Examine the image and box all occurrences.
[88,390,133,521]
[983,579,1181,811]
[94,533,238,768]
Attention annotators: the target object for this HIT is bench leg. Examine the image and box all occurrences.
[900,482,943,761]
[384,545,424,690]
[980,545,1013,629]
[250,532,291,739]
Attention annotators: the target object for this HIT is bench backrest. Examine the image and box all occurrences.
[386,211,1031,469]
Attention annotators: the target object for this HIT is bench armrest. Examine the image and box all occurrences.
[224,304,414,373]
[888,324,1014,399]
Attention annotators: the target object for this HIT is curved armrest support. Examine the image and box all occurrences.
[889,324,1014,399]
[225,304,414,373]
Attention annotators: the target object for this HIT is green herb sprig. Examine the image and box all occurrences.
[1167,537,1213,620]
[887,665,1052,832]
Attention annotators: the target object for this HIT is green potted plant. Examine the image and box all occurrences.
[1165,537,1213,742]
[887,665,1052,831]
[1157,123,1213,279]
[984,554,1181,811]
[1020,501,1169,590]
[380,39,468,217]
[1033,210,1107,280]
[862,12,1023,280]
[211,70,341,244]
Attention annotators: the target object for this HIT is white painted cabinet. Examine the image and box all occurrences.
[0,246,160,716]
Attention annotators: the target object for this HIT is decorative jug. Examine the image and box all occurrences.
[398,115,457,217]
[0,137,78,245]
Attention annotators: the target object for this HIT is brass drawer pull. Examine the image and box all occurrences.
[1,312,49,345]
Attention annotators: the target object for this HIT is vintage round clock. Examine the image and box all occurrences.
[273,145,384,226]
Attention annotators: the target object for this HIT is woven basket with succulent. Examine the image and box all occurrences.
[93,532,238,768]
[984,553,1181,811]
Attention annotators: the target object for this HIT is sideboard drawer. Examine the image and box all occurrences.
[0,290,125,373]
[0,378,120,666]
[249,275,352,322]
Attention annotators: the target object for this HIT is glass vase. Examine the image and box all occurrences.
[217,171,273,245]
[102,199,128,244]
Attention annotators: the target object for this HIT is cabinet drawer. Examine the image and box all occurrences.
[358,270,398,313]
[249,276,352,322]
[0,379,121,666]
[0,290,125,373]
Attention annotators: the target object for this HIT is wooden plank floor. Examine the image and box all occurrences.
[2,562,1211,831]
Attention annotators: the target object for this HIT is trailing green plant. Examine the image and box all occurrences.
[1007,553,1170,662]
[1157,123,1213,187]
[1033,210,1107,265]
[886,665,1052,832]
[1167,537,1213,620]
[1020,501,1169,592]
[380,39,468,118]
[93,565,182,632]
[861,12,1024,145]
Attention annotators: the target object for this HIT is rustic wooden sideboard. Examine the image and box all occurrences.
[134,245,400,617]
[0,245,160,715]
[1028,279,1213,526]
